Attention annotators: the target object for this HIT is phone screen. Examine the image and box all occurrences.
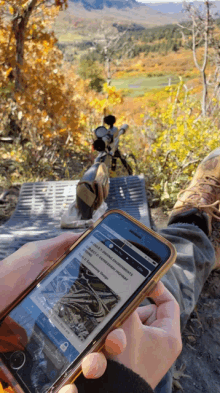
[0,212,171,393]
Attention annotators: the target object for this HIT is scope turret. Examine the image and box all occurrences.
[104,115,116,128]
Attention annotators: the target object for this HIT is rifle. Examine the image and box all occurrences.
[76,115,132,220]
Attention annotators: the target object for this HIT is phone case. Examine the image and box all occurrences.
[0,209,176,393]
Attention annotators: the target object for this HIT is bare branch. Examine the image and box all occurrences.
[181,159,200,170]
[201,0,210,72]
[192,18,202,72]
[177,22,192,32]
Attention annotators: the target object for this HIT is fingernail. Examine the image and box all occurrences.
[114,328,127,350]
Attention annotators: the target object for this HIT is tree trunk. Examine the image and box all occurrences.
[9,16,26,137]
[107,57,111,86]
[12,0,38,91]
[202,70,208,117]
[12,18,25,92]
[178,0,212,117]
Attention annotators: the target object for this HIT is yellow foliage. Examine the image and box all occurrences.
[121,81,220,207]
[0,2,84,150]
[89,84,123,116]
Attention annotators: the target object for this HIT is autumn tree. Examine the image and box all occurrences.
[1,0,68,92]
[0,1,83,154]
[178,0,216,116]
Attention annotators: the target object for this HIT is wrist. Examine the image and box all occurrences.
[75,359,154,393]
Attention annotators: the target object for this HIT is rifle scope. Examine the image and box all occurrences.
[93,124,128,152]
[93,127,112,151]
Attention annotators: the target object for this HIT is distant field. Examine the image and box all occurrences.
[111,75,180,97]
[57,33,84,42]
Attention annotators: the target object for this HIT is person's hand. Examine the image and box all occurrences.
[0,233,127,393]
[59,281,182,392]
[0,232,83,315]
[58,328,127,393]
[108,281,182,389]
[0,234,181,391]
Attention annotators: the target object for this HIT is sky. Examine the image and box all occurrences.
[136,0,187,3]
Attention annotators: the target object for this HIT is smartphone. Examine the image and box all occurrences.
[0,209,176,393]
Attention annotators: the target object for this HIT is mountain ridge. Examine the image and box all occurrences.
[142,1,220,15]
[70,0,139,11]
[68,0,220,18]
[66,0,186,25]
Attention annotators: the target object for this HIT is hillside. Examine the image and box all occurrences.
[55,0,220,29]
[53,13,193,66]
[61,0,186,26]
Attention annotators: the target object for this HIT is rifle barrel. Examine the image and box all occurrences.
[119,124,129,136]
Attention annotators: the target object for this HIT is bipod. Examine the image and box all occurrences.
[111,149,133,175]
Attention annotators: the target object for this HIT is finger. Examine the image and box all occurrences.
[148,282,181,333]
[37,232,84,262]
[82,353,107,379]
[104,328,127,356]
[54,232,83,247]
[148,281,175,305]
[137,304,157,326]
[119,308,142,335]
[29,232,83,269]
[10,233,83,266]
[147,281,179,318]
[58,384,78,393]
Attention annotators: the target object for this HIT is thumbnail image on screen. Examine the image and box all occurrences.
[36,263,120,342]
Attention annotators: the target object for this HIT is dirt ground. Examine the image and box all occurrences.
[1,190,220,392]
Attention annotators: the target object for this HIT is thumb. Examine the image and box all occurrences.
[137,304,157,326]
[82,352,107,378]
